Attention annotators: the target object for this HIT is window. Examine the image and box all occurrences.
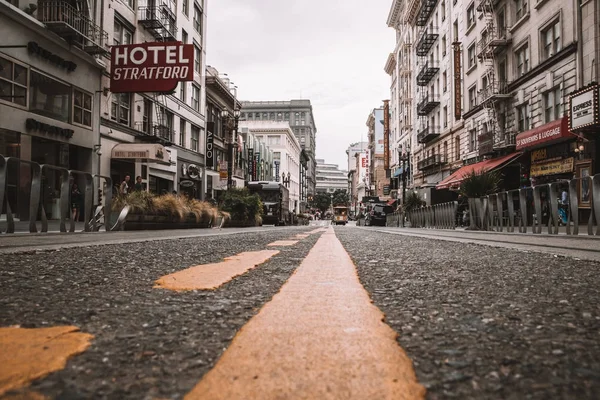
[443,106,448,127]
[192,84,200,111]
[469,129,477,152]
[467,4,475,29]
[497,9,506,36]
[468,85,477,110]
[191,125,199,152]
[179,119,186,147]
[143,99,152,133]
[442,71,447,92]
[269,112,275,120]
[517,103,530,131]
[515,44,529,77]
[181,29,188,44]
[30,71,71,123]
[453,20,459,41]
[441,0,446,21]
[182,0,188,16]
[0,56,27,107]
[467,43,476,69]
[442,35,447,56]
[111,93,130,125]
[541,19,561,60]
[73,89,92,127]
[544,87,562,122]
[455,137,460,159]
[194,44,201,73]
[179,82,186,102]
[515,0,528,20]
[113,20,133,46]
[193,3,202,34]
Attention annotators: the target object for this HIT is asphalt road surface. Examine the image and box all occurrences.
[1,224,599,399]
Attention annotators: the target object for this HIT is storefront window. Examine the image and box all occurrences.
[73,89,92,127]
[29,71,70,122]
[0,56,27,107]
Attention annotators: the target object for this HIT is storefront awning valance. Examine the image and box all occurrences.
[393,167,403,177]
[111,144,170,164]
[515,117,574,151]
[436,152,522,190]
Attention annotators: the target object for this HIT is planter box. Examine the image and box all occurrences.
[122,212,212,230]
[223,219,260,228]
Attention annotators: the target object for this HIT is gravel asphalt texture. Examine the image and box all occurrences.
[335,226,600,400]
[1,227,319,399]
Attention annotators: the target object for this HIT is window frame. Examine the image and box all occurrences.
[468,84,477,110]
[72,87,93,128]
[30,70,72,124]
[516,103,530,132]
[192,84,200,112]
[515,41,530,78]
[540,17,561,60]
[179,119,186,147]
[543,86,562,123]
[193,44,201,74]
[467,42,476,70]
[191,125,199,152]
[113,18,133,46]
[467,3,476,30]
[193,3,202,34]
[0,55,28,109]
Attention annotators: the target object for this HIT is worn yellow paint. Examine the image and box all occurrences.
[0,326,93,396]
[155,250,280,291]
[1,390,48,399]
[266,240,298,247]
[186,227,425,400]
[293,234,310,239]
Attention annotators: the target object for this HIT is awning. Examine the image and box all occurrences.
[515,116,574,151]
[393,167,403,177]
[111,143,170,164]
[436,152,522,190]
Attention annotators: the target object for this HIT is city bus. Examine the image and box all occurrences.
[247,181,290,226]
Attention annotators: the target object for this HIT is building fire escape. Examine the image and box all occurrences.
[138,0,178,42]
[476,0,513,155]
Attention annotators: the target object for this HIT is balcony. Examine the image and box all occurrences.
[138,6,177,41]
[417,125,440,144]
[37,1,108,55]
[416,0,440,26]
[417,154,446,170]
[416,27,438,56]
[142,124,174,144]
[478,80,511,104]
[416,60,439,86]
[417,93,440,116]
[489,29,511,49]
[478,130,494,156]
[493,131,517,150]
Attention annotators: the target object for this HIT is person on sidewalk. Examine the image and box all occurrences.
[119,175,131,196]
[71,183,82,222]
[134,176,144,192]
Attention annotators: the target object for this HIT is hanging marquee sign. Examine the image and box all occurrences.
[110,42,194,93]
[274,160,280,182]
[383,100,390,170]
[248,148,254,180]
[453,42,462,120]
[569,84,599,131]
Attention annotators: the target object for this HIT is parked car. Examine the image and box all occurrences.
[365,204,394,226]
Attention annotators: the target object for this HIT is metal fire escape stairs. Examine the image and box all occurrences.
[152,93,173,144]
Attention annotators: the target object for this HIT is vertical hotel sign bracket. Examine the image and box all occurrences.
[453,42,462,120]
[383,100,390,171]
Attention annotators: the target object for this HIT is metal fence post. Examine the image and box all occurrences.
[593,175,600,236]
[568,178,579,235]
[40,165,70,233]
[548,183,560,235]
[518,188,529,233]
[68,170,94,232]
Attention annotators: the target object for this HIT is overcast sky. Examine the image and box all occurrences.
[206,0,395,170]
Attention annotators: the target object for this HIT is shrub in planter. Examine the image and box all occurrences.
[404,192,425,213]
[219,188,263,225]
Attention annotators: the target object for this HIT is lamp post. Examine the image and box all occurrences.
[221,109,240,189]
[400,143,411,205]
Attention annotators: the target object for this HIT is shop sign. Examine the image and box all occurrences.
[219,160,228,181]
[453,42,462,120]
[206,122,214,169]
[515,117,571,150]
[25,118,74,139]
[110,42,194,93]
[383,100,390,170]
[383,185,390,195]
[180,163,187,177]
[248,148,254,180]
[187,164,200,179]
[180,180,194,187]
[478,131,494,156]
[274,160,280,182]
[530,157,574,177]
[569,85,599,131]
[253,152,260,181]
[28,42,77,72]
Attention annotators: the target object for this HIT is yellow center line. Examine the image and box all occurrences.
[0,326,93,396]
[266,240,298,247]
[185,227,425,400]
[155,250,279,291]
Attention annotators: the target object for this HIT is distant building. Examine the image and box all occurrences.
[366,108,389,198]
[346,142,368,213]
[315,159,348,194]
[240,100,317,205]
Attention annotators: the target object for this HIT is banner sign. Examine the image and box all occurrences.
[219,160,228,182]
[530,157,574,177]
[206,122,214,169]
[110,42,194,93]
[253,152,260,181]
[516,117,571,150]
[248,148,254,180]
[453,42,462,120]
[383,100,390,170]
[274,161,280,182]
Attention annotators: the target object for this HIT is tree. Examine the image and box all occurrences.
[310,192,333,214]
[331,189,349,207]
[459,170,502,198]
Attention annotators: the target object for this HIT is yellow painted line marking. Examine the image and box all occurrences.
[293,234,310,239]
[0,326,93,396]
[266,240,298,247]
[155,250,279,291]
[185,227,425,400]
[1,390,48,399]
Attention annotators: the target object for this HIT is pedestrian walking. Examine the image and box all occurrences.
[119,175,131,195]
[71,183,82,222]
[134,176,144,192]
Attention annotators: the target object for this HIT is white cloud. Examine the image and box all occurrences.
[207,0,394,168]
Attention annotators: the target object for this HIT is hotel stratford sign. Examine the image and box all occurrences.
[110,42,194,93]
[568,84,599,131]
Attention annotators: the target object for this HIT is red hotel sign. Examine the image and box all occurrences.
[110,42,194,93]
[515,117,572,150]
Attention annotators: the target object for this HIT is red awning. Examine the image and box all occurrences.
[515,116,574,150]
[387,199,396,205]
[436,152,522,190]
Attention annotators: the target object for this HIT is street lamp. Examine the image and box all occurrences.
[282,172,291,188]
[400,143,411,206]
[221,109,241,189]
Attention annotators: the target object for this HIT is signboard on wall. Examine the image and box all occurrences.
[110,42,194,93]
[248,148,254,180]
[530,158,574,177]
[569,85,599,131]
[274,161,280,182]
[383,100,390,170]
[374,109,385,155]
[453,42,462,120]
[206,122,214,169]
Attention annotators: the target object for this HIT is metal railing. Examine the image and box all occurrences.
[0,154,127,234]
[417,154,446,170]
[387,201,458,229]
